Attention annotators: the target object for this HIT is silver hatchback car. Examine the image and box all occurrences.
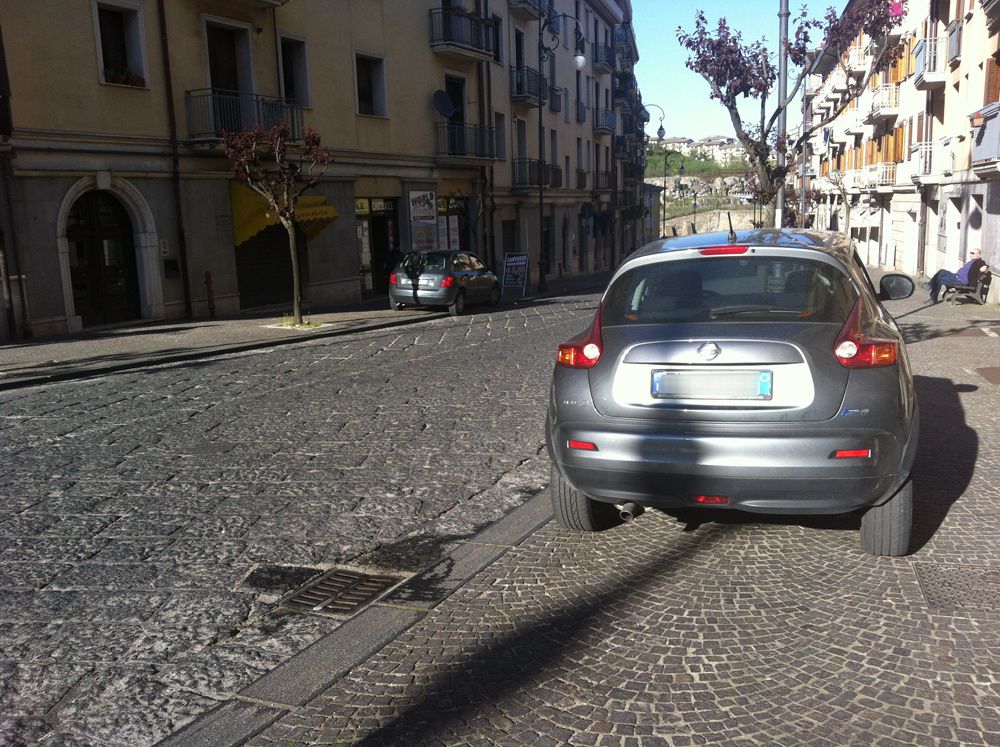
[389,250,500,316]
[546,229,918,556]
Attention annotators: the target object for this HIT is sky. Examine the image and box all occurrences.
[632,0,795,142]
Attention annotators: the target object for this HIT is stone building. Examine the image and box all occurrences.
[0,0,647,339]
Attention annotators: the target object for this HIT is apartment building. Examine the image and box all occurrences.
[0,0,646,340]
[803,0,998,302]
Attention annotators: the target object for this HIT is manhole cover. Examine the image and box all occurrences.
[914,563,1000,612]
[975,367,1000,385]
[280,568,402,616]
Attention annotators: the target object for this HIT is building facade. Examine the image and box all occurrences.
[802,0,999,301]
[0,0,647,340]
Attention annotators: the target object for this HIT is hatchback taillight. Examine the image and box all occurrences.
[440,275,456,288]
[834,297,897,368]
[557,304,603,369]
[389,272,397,286]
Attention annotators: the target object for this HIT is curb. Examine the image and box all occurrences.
[156,490,554,747]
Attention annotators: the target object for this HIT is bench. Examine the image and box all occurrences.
[942,270,992,305]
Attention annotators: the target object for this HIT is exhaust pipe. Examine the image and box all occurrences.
[616,502,645,522]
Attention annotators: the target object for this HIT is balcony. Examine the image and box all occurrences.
[434,123,497,164]
[512,158,544,190]
[592,43,615,75]
[613,72,638,107]
[867,162,896,190]
[984,0,1000,29]
[613,24,629,51]
[972,102,1000,178]
[594,170,613,192]
[614,136,629,159]
[576,100,587,124]
[576,168,588,190]
[429,9,495,62]
[510,66,546,107]
[913,37,946,89]
[508,0,542,21]
[548,164,563,189]
[622,162,643,182]
[844,111,868,136]
[548,87,563,113]
[185,89,303,142]
[947,20,962,66]
[863,84,898,124]
[593,108,616,135]
[846,46,868,76]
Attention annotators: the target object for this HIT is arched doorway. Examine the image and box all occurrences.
[66,191,141,327]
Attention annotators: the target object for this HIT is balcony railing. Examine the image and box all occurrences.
[847,46,868,75]
[429,9,495,61]
[510,66,546,106]
[508,0,543,21]
[867,162,896,187]
[185,89,303,141]
[972,102,1000,177]
[576,100,587,123]
[592,43,615,73]
[614,136,629,158]
[594,170,613,191]
[575,168,588,190]
[913,37,946,88]
[864,84,898,123]
[434,123,497,161]
[512,158,543,189]
[593,108,616,135]
[548,87,562,113]
[548,164,563,188]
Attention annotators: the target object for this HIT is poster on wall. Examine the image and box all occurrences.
[409,190,437,253]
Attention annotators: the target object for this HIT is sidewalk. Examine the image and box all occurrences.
[0,271,613,390]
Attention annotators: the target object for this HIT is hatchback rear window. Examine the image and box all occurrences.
[603,256,857,325]
[401,252,449,272]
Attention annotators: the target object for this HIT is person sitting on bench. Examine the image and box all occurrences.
[922,249,989,303]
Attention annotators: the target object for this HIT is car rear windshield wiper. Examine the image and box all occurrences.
[709,305,803,317]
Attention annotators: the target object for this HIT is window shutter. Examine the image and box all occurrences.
[986,57,1000,105]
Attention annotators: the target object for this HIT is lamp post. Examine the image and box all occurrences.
[643,104,666,238]
[537,10,586,292]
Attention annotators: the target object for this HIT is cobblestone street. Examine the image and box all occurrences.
[2,292,1000,746]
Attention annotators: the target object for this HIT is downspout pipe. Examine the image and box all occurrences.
[157,0,192,318]
[775,0,789,228]
[0,24,28,338]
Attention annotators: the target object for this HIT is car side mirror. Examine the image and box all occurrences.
[878,273,914,301]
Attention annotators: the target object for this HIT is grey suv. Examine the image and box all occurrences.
[546,229,918,556]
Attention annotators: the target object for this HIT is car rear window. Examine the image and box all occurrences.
[401,252,449,272]
[602,256,857,325]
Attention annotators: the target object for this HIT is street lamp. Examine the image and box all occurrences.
[537,11,586,292]
[644,103,666,238]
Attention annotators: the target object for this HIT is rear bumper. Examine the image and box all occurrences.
[549,419,909,514]
[389,286,457,307]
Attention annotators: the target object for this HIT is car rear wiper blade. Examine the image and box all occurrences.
[709,305,803,317]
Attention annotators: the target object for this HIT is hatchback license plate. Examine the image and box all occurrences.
[651,369,773,401]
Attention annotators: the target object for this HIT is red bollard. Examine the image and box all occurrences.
[204,270,215,319]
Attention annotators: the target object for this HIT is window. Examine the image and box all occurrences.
[93,1,146,86]
[355,53,387,116]
[491,14,503,63]
[495,112,506,160]
[280,37,310,107]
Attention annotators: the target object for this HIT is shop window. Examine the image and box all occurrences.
[93,0,147,87]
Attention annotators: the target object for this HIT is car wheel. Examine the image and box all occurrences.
[860,479,912,556]
[550,462,621,532]
[389,299,403,311]
[448,291,466,316]
[489,284,501,307]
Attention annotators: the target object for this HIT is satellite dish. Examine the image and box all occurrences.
[433,90,457,118]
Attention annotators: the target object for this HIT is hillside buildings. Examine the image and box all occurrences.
[0,0,647,340]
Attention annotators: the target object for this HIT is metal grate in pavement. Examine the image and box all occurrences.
[975,367,1000,385]
[914,563,1000,612]
[280,568,401,617]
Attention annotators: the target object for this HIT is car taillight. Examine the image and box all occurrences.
[389,272,397,286]
[557,303,603,369]
[834,297,897,368]
[698,246,749,256]
[440,275,456,288]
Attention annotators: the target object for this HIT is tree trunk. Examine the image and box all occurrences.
[284,219,303,325]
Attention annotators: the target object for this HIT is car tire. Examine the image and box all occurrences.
[389,299,403,311]
[489,284,501,307]
[550,462,621,532]
[448,291,466,316]
[860,479,912,556]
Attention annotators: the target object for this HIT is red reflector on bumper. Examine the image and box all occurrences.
[834,449,872,459]
[567,440,598,451]
[692,495,729,505]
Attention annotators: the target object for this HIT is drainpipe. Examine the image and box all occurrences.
[483,0,497,271]
[0,26,28,338]
[157,0,192,318]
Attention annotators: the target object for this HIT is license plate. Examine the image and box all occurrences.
[651,369,773,401]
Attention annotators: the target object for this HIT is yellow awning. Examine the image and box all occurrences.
[230,182,339,246]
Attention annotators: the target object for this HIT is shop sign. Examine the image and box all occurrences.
[502,253,529,296]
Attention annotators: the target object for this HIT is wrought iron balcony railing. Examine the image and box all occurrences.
[429,8,495,60]
[434,123,497,160]
[593,108,616,134]
[592,43,615,73]
[510,66,546,105]
[185,88,303,141]
[512,158,544,189]
[575,168,588,190]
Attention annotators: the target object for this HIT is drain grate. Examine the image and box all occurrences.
[914,563,1000,612]
[280,568,401,616]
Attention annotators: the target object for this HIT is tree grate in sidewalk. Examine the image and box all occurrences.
[280,568,402,617]
[914,563,1000,612]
